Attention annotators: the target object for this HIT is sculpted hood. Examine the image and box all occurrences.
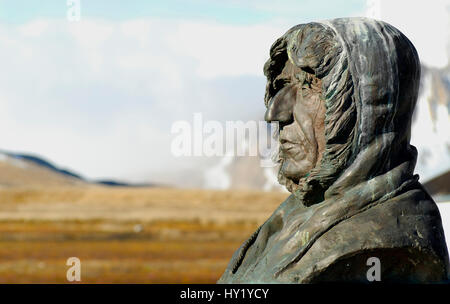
[219,18,449,283]
[271,17,421,205]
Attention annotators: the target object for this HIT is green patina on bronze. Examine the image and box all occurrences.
[218,17,450,283]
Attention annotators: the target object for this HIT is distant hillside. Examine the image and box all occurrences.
[1,151,84,179]
[0,150,153,188]
[0,151,85,187]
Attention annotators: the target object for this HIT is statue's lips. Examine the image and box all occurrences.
[280,138,298,152]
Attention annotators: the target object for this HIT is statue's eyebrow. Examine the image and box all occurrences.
[269,37,287,57]
[265,56,286,80]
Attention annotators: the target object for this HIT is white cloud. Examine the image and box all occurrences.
[17,19,50,37]
[367,0,450,68]
[1,1,447,186]
[168,22,285,78]
[0,17,284,183]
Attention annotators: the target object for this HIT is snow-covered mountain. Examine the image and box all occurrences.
[412,64,450,183]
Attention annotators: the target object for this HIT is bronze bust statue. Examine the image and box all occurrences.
[218,17,450,283]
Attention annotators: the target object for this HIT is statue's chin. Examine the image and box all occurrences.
[278,157,317,192]
[277,162,299,193]
[278,173,299,193]
[279,158,310,180]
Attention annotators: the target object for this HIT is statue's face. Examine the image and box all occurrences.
[264,58,326,182]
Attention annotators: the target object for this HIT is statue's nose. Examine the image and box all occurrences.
[265,84,296,122]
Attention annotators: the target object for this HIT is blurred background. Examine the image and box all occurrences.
[0,0,448,283]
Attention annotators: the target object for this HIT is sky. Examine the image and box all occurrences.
[0,0,448,185]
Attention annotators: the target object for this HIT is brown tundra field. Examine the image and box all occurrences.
[0,185,287,283]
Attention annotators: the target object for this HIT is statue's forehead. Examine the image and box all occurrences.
[270,22,332,64]
[284,22,329,41]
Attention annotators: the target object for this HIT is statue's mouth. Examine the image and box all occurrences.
[280,140,297,153]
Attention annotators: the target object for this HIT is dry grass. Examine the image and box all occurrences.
[0,186,287,283]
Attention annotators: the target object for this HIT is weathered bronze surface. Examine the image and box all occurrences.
[218,17,450,283]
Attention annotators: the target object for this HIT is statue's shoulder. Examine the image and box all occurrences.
[292,187,450,283]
